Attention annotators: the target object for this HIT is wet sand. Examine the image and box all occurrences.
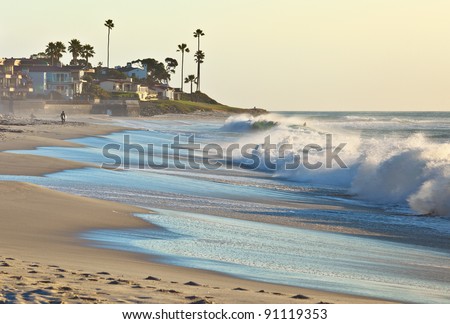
[0,181,386,304]
[0,115,390,304]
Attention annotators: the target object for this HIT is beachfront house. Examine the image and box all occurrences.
[22,65,86,99]
[99,78,134,93]
[0,58,34,99]
[99,79,156,101]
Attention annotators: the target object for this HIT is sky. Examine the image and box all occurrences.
[1,0,450,111]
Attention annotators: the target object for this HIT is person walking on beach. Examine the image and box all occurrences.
[60,111,66,124]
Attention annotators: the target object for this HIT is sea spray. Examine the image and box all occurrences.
[351,135,450,216]
[408,178,450,216]
[220,114,450,216]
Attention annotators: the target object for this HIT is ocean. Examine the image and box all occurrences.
[2,111,449,303]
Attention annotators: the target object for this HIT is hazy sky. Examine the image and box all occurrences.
[1,0,449,111]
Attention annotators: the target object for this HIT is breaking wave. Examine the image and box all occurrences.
[221,114,450,216]
[220,115,279,132]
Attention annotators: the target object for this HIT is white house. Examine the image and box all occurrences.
[99,79,156,101]
[99,79,133,92]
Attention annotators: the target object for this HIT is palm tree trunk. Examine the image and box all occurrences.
[196,37,201,92]
[190,81,193,94]
[107,28,110,68]
[196,63,200,92]
[181,52,184,92]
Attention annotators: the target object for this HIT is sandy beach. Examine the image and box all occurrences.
[2,0,449,311]
[0,115,390,304]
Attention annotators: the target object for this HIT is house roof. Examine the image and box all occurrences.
[117,67,140,72]
[0,58,51,67]
[100,79,133,84]
[152,84,175,91]
[25,66,84,73]
[17,59,49,67]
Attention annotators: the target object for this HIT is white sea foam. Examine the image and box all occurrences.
[344,115,378,122]
[220,114,255,132]
[351,135,450,216]
[221,114,450,216]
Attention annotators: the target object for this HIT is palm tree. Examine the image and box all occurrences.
[81,44,95,67]
[193,29,205,92]
[104,19,114,68]
[55,41,66,63]
[177,43,190,92]
[45,41,66,66]
[193,29,205,51]
[45,42,58,66]
[68,39,83,65]
[194,50,205,92]
[184,74,197,94]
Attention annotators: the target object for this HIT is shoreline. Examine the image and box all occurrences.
[0,114,391,304]
[0,115,129,152]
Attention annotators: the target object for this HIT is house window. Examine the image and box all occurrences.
[54,73,68,82]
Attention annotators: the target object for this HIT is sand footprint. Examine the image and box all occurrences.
[184,281,201,287]
[291,294,309,300]
[157,289,180,294]
[190,299,213,304]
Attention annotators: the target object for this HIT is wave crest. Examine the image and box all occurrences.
[222,115,450,216]
[221,114,284,132]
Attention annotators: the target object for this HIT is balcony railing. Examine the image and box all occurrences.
[47,78,75,84]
